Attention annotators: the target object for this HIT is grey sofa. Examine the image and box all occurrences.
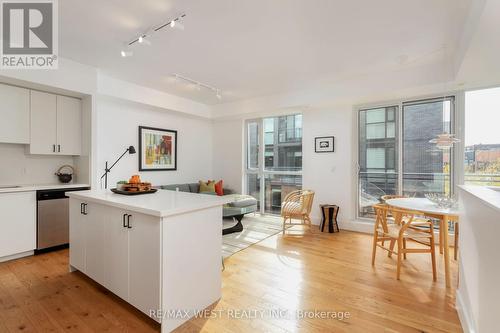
[158,183,234,195]
[157,183,258,234]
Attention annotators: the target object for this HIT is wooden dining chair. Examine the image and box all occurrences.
[281,190,315,235]
[372,204,437,281]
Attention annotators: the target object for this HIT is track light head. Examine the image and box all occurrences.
[137,35,151,45]
[170,20,184,30]
[120,50,133,57]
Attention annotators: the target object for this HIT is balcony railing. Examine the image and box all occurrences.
[464,173,500,187]
[359,172,500,214]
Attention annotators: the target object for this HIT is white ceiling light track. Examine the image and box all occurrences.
[120,13,186,57]
[172,73,222,100]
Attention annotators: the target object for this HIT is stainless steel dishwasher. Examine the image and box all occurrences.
[37,187,89,251]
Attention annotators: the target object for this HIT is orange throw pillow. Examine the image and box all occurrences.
[214,180,224,196]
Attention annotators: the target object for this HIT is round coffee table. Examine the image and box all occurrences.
[222,204,257,235]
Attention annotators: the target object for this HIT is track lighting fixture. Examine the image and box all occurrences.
[171,73,222,100]
[120,13,186,57]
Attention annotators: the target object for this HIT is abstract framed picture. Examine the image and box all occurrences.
[139,126,177,171]
[315,136,334,153]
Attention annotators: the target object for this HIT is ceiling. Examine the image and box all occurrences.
[59,0,473,105]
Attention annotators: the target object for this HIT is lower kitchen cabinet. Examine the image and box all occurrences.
[0,192,36,259]
[69,199,161,321]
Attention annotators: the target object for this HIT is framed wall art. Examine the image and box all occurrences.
[315,136,334,153]
[139,126,177,171]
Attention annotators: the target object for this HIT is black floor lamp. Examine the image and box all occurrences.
[100,145,136,189]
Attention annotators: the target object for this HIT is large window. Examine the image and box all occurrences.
[246,114,302,214]
[358,97,455,218]
[464,87,500,187]
[358,106,398,217]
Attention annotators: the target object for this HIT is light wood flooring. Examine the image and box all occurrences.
[0,227,462,333]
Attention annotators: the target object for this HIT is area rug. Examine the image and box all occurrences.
[222,214,284,258]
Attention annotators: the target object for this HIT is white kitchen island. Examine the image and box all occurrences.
[67,189,231,332]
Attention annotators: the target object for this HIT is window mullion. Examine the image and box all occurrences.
[259,118,265,215]
[397,103,403,195]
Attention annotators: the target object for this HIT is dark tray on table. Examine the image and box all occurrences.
[110,188,158,195]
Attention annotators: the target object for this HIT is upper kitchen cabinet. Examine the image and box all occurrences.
[57,96,82,155]
[30,90,57,154]
[0,84,30,144]
[30,91,82,155]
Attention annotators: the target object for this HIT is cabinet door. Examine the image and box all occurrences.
[84,203,106,282]
[103,207,129,300]
[0,192,36,258]
[69,199,86,271]
[30,91,57,154]
[128,213,161,319]
[57,95,82,155]
[0,84,30,144]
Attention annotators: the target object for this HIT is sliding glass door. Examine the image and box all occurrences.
[358,97,455,218]
[246,115,303,214]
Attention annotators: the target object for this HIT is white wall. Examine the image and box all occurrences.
[457,187,500,333]
[212,118,244,193]
[0,143,74,185]
[302,107,355,225]
[211,106,356,226]
[95,97,213,189]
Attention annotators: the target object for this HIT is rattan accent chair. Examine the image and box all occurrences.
[281,190,315,235]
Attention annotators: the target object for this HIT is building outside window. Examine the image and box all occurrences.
[358,97,455,218]
[246,114,302,214]
[464,87,500,187]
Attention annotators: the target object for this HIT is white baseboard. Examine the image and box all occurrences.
[456,288,476,333]
[0,250,34,263]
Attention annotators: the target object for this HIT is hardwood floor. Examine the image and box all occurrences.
[0,227,462,333]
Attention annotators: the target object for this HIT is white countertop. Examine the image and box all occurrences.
[67,189,232,217]
[459,185,500,212]
[0,183,90,193]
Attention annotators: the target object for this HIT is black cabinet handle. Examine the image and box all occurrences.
[123,214,127,228]
[80,203,84,214]
[127,214,132,229]
[82,203,88,215]
[53,144,56,152]
[58,144,61,152]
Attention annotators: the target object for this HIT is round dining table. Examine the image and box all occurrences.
[385,198,460,288]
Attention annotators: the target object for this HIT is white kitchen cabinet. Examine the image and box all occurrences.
[30,91,82,155]
[69,200,161,321]
[56,95,82,155]
[30,90,57,154]
[84,202,106,283]
[0,84,30,144]
[103,206,130,300]
[69,199,86,271]
[128,212,161,317]
[0,191,36,260]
